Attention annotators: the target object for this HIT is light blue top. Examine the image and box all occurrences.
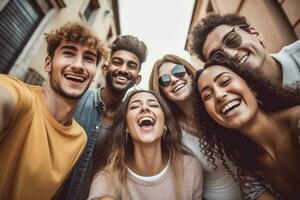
[271,39,300,86]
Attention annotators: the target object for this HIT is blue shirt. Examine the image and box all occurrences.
[57,89,109,200]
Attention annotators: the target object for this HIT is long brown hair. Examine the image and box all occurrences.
[93,90,186,199]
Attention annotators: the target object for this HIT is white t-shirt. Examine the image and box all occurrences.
[181,130,242,200]
[88,155,203,200]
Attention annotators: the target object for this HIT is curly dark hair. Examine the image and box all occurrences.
[189,14,251,62]
[45,22,109,65]
[192,57,300,181]
[110,35,148,71]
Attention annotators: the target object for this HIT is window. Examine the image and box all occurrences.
[106,26,113,41]
[24,68,45,86]
[0,0,44,73]
[81,0,100,22]
[207,0,214,13]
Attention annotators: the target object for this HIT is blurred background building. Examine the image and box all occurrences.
[0,0,120,87]
[1,0,299,88]
[187,0,300,66]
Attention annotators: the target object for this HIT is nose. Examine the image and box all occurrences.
[170,74,180,86]
[140,103,150,113]
[117,63,130,77]
[71,56,84,72]
[222,48,238,59]
[214,87,227,102]
[118,63,129,72]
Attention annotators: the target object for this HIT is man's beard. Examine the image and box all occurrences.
[105,70,135,92]
[49,66,89,100]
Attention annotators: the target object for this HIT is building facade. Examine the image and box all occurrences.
[0,0,120,87]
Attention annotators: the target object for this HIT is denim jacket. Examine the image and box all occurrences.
[57,89,109,200]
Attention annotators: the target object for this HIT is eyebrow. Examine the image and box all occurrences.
[85,51,97,58]
[148,99,158,103]
[60,45,77,51]
[60,45,97,58]
[199,72,231,94]
[111,57,122,61]
[129,98,158,105]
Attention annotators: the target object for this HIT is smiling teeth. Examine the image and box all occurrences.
[138,116,154,126]
[221,100,240,114]
[173,83,185,92]
[239,54,249,65]
[116,76,127,81]
[65,74,85,82]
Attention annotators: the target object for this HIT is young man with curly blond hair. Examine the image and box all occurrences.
[0,22,108,200]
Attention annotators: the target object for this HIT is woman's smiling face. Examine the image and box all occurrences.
[158,62,192,103]
[126,92,165,144]
[197,65,258,129]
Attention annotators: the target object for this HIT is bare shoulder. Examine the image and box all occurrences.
[274,106,300,128]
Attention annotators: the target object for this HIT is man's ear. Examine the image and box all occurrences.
[44,56,52,72]
[102,63,109,76]
[249,27,264,42]
[135,74,141,85]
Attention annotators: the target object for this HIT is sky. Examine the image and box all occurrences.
[118,0,195,89]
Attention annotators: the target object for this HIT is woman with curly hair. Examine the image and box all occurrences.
[88,90,203,200]
[193,57,300,199]
[149,54,242,200]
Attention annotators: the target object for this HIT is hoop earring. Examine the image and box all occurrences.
[256,98,264,106]
[162,127,167,140]
[125,130,129,142]
[253,90,263,106]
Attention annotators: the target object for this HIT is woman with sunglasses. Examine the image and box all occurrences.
[88,90,203,200]
[194,57,300,199]
[149,54,242,200]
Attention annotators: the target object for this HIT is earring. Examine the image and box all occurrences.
[256,98,264,106]
[253,90,263,106]
[162,127,167,140]
[125,130,129,142]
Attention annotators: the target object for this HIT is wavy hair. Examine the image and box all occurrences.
[149,54,197,125]
[192,57,300,181]
[45,22,109,64]
[92,90,185,199]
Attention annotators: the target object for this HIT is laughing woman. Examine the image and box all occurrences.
[149,54,242,200]
[193,58,300,199]
[88,90,203,200]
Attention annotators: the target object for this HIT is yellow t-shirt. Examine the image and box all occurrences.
[0,75,87,200]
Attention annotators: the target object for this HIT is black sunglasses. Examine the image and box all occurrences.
[210,24,249,60]
[158,64,186,87]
